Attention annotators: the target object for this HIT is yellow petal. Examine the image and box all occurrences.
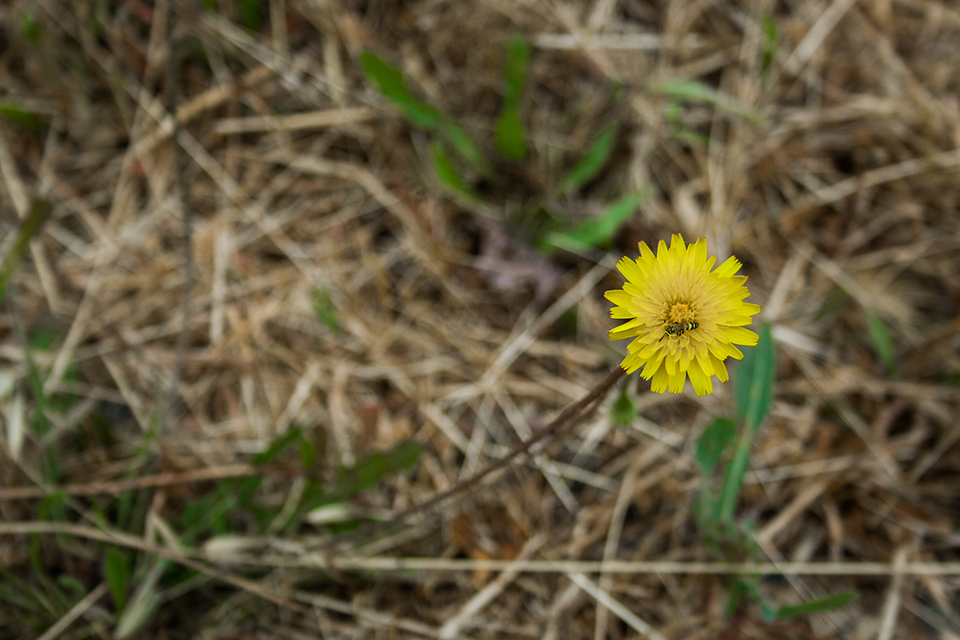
[650,367,670,394]
[668,369,686,394]
[616,257,644,284]
[687,359,714,397]
[606,235,760,397]
[605,289,633,306]
[712,355,729,382]
[724,327,759,346]
[715,255,742,278]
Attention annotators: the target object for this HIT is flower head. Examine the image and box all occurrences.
[605,234,761,397]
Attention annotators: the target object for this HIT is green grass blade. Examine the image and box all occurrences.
[665,103,709,148]
[0,197,51,308]
[252,426,304,465]
[440,121,491,178]
[104,549,129,612]
[495,35,530,161]
[541,189,649,252]
[734,323,775,433]
[431,140,480,202]
[721,324,775,524]
[495,110,526,161]
[813,286,849,321]
[695,416,736,474]
[695,485,718,531]
[657,80,764,125]
[239,0,262,32]
[359,50,445,131]
[0,570,45,614]
[717,435,750,525]
[333,440,422,497]
[299,437,316,470]
[866,312,900,378]
[609,385,636,427]
[114,561,163,640]
[762,592,857,620]
[0,102,50,131]
[760,15,779,74]
[359,50,411,105]
[19,11,44,43]
[560,123,618,195]
[10,284,60,482]
[501,35,530,110]
[311,288,340,333]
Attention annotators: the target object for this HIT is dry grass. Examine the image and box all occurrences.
[1,0,960,638]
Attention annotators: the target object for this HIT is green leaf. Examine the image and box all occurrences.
[431,141,480,202]
[762,592,857,620]
[440,121,491,178]
[501,35,530,109]
[866,312,900,378]
[0,571,45,614]
[359,51,411,106]
[695,485,717,531]
[542,189,649,252]
[12,282,60,482]
[656,80,764,125]
[311,288,340,333]
[239,0,262,32]
[813,286,849,321]
[696,416,737,474]
[105,549,128,612]
[665,103,709,148]
[359,51,490,176]
[0,198,52,308]
[495,110,526,161]
[734,323,775,434]
[232,475,262,508]
[760,15,779,74]
[19,12,43,43]
[610,386,636,427]
[299,437,316,471]
[561,123,618,195]
[334,440,422,497]
[720,324,775,524]
[359,51,445,130]
[0,103,49,131]
[252,427,303,465]
[495,35,530,161]
[725,578,751,616]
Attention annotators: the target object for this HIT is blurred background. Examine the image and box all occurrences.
[0,0,959,638]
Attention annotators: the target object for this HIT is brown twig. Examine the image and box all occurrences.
[158,0,193,438]
[321,366,626,551]
[0,464,267,500]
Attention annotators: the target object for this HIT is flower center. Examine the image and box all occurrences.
[665,301,696,324]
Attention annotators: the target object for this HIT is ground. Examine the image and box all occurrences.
[0,0,959,639]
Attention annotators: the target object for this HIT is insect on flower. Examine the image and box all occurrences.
[605,234,761,397]
[659,321,700,342]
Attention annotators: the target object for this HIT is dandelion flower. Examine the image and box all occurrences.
[605,234,761,397]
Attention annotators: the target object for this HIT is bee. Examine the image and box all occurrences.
[659,321,699,342]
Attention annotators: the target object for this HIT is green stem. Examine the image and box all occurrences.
[718,428,755,526]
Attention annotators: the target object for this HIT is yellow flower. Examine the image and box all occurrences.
[605,234,761,397]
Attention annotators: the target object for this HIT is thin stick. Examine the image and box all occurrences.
[0,464,266,500]
[322,366,626,551]
[230,555,960,577]
[0,520,309,613]
[159,0,193,437]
